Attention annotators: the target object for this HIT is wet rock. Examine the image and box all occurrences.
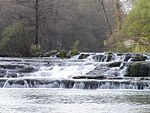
[78,54,90,59]
[19,66,36,73]
[124,54,147,62]
[40,50,58,57]
[0,53,20,57]
[117,53,124,56]
[125,62,150,77]
[0,79,6,87]
[73,76,107,80]
[0,64,24,69]
[8,80,27,86]
[130,55,147,62]
[0,70,6,77]
[124,54,132,61]
[105,53,113,62]
[108,62,122,67]
[5,73,18,78]
[93,54,104,62]
[0,78,149,89]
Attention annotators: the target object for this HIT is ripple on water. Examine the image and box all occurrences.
[0,89,149,113]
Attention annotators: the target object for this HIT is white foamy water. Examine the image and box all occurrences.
[0,53,150,89]
[30,60,96,79]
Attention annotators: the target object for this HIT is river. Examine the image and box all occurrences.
[0,89,150,113]
[0,53,150,112]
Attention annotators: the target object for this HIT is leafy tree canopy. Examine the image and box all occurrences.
[106,0,150,53]
[123,0,150,38]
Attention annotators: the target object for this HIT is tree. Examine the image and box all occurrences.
[15,0,62,48]
[35,0,39,47]
[123,0,150,52]
[0,0,119,53]
[112,0,123,30]
[97,0,112,35]
[15,0,44,48]
[103,0,140,52]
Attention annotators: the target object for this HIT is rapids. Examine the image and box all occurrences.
[0,52,150,89]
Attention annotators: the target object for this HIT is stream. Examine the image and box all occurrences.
[0,52,150,113]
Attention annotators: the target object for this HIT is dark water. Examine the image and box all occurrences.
[0,89,149,113]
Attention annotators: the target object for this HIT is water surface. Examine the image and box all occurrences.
[0,89,149,113]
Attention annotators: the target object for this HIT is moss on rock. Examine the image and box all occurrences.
[125,62,150,77]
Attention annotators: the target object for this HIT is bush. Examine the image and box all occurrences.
[122,0,150,52]
[70,40,80,56]
[0,21,33,57]
[56,50,68,58]
[30,44,43,57]
[104,31,131,52]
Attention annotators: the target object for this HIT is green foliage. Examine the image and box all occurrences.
[58,50,67,59]
[105,0,150,53]
[131,43,150,53]
[122,0,150,52]
[0,21,33,57]
[70,40,80,56]
[30,44,43,57]
[123,0,150,37]
[104,31,131,52]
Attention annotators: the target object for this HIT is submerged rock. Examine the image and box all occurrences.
[125,62,150,77]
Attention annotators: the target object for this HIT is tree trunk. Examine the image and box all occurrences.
[98,0,112,35]
[35,0,39,47]
[115,0,122,30]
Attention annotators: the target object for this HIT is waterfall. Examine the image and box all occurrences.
[0,78,149,89]
[0,53,149,89]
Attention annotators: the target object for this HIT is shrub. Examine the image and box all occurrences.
[30,44,43,57]
[70,40,80,56]
[56,50,68,58]
[0,21,33,57]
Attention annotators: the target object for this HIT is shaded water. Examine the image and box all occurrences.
[0,89,149,113]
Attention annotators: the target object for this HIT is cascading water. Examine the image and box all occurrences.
[0,53,150,89]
